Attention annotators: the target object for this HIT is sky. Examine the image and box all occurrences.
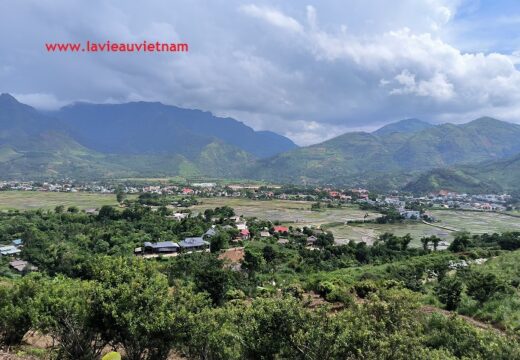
[1,0,520,145]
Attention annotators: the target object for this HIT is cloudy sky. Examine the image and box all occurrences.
[1,0,520,145]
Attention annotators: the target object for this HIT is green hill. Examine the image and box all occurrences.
[0,94,256,180]
[249,117,520,188]
[404,154,520,194]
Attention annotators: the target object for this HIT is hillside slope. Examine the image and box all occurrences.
[249,117,520,187]
[51,101,296,159]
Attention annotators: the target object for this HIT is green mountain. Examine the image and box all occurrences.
[248,117,520,188]
[372,118,433,136]
[51,101,296,158]
[404,154,520,194]
[0,94,256,179]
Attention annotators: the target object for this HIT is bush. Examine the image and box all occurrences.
[435,276,463,310]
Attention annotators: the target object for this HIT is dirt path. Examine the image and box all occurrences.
[422,220,459,232]
[420,305,506,335]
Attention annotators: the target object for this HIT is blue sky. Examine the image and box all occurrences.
[1,0,519,145]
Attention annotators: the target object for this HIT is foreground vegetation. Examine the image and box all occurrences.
[0,203,519,359]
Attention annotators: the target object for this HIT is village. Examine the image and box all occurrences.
[0,180,516,213]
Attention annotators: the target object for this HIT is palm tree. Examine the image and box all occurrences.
[420,237,430,251]
[431,236,441,251]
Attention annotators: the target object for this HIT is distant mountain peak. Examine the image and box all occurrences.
[373,118,433,136]
[466,116,504,126]
[0,93,20,105]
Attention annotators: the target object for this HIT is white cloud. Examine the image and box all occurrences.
[1,0,520,145]
[239,4,303,33]
[13,93,68,110]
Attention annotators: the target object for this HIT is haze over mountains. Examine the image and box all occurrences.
[0,93,519,193]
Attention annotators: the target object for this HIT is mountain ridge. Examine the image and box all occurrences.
[1,93,519,193]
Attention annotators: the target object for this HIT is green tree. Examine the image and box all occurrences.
[91,257,180,360]
[209,232,229,253]
[116,187,126,204]
[464,270,508,303]
[0,275,41,346]
[195,264,230,306]
[30,276,107,360]
[420,237,430,251]
[435,276,462,310]
[448,232,472,252]
[242,249,264,276]
[262,245,276,263]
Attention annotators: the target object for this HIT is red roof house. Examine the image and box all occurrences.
[273,226,289,233]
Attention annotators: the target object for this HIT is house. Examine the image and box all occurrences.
[11,239,23,247]
[143,241,180,254]
[0,245,21,256]
[273,226,289,234]
[306,235,318,246]
[203,228,218,239]
[230,215,242,223]
[179,237,210,252]
[400,210,421,220]
[236,223,248,231]
[168,212,188,221]
[239,229,250,240]
[260,231,271,238]
[182,188,194,195]
[9,259,37,273]
[277,238,289,245]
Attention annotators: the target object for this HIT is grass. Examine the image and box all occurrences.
[0,191,126,210]
[191,198,381,227]
[430,209,520,234]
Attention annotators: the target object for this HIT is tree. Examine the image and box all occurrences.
[448,232,472,252]
[195,265,230,306]
[91,257,180,360]
[431,236,441,251]
[210,232,228,253]
[464,270,507,303]
[30,276,107,360]
[316,231,334,248]
[262,245,276,263]
[401,234,412,250]
[67,206,79,213]
[0,275,41,346]
[242,249,264,276]
[54,205,65,214]
[116,187,126,204]
[435,276,462,310]
[97,205,118,221]
[420,237,430,251]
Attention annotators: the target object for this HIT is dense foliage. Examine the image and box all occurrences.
[0,205,519,359]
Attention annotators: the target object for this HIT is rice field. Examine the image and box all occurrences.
[0,191,122,210]
[190,197,381,227]
[191,198,520,247]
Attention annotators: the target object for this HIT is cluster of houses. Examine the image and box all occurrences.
[135,237,210,258]
[0,238,23,256]
[0,239,38,273]
[414,191,513,211]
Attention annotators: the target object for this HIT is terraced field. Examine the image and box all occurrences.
[191,198,520,247]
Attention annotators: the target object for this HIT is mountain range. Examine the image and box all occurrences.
[0,93,295,179]
[248,116,520,192]
[0,92,519,193]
